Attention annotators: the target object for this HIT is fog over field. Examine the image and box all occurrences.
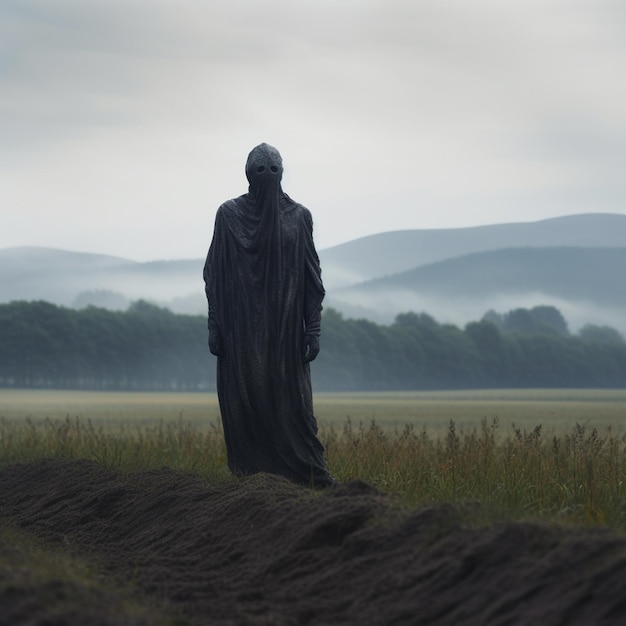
[1,213,625,334]
[326,290,626,334]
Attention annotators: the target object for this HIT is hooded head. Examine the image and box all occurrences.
[245,143,284,192]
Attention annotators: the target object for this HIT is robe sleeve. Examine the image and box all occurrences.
[302,208,325,337]
[203,206,226,350]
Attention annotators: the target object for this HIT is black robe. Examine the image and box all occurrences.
[203,148,334,487]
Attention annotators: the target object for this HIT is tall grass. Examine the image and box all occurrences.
[323,417,626,528]
[2,416,626,529]
[0,416,230,480]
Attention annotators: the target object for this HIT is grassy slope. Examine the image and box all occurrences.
[0,526,174,626]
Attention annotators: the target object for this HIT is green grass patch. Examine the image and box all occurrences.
[0,525,174,625]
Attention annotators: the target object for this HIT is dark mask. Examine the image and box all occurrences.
[245,143,284,193]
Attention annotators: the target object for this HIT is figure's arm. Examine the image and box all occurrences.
[303,287,322,363]
[303,322,320,363]
[207,304,223,357]
[302,208,324,363]
[203,212,224,357]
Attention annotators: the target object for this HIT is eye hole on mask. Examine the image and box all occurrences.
[256,166,266,173]
[271,165,279,173]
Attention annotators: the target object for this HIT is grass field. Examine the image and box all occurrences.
[315,389,626,434]
[2,388,626,432]
[3,388,626,623]
[2,388,626,529]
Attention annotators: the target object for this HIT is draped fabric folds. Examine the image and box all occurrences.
[203,144,335,487]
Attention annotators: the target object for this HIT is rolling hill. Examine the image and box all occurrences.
[319,213,626,288]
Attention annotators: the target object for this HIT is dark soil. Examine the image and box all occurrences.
[2,459,626,625]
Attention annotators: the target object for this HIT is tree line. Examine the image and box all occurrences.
[0,300,624,391]
[0,300,209,391]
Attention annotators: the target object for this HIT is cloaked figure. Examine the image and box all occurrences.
[203,143,336,487]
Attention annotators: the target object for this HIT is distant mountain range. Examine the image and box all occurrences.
[1,213,625,333]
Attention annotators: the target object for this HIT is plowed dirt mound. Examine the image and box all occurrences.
[1,459,626,625]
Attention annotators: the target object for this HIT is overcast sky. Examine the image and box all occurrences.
[2,0,626,261]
